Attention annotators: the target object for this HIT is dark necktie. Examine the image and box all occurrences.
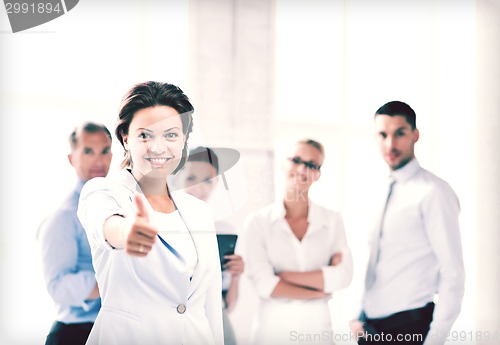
[365,177,396,289]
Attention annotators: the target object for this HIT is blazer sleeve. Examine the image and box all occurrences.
[77,177,129,250]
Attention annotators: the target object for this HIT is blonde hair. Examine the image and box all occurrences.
[297,138,325,156]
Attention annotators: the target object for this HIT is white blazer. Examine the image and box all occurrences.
[78,170,223,345]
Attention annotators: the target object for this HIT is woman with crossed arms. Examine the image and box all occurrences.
[242,139,353,345]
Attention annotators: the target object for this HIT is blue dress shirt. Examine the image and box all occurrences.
[37,180,100,323]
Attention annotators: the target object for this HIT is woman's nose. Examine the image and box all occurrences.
[150,137,167,154]
[296,161,307,172]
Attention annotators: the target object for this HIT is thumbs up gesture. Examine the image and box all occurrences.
[124,194,158,257]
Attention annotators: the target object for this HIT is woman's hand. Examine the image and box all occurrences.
[223,254,244,277]
[330,252,343,266]
[124,194,158,257]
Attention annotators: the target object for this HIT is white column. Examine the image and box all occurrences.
[187,0,276,216]
[476,0,500,341]
[188,0,275,150]
[188,2,276,344]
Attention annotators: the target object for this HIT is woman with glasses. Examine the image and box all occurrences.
[77,81,223,345]
[242,138,353,345]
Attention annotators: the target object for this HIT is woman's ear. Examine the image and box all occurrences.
[123,135,129,150]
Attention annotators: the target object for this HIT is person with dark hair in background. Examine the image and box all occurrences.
[242,138,353,345]
[350,101,465,345]
[77,81,223,345]
[37,122,112,345]
[177,146,244,345]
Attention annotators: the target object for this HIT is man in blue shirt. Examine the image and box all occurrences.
[37,122,112,345]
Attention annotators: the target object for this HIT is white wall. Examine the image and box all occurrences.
[476,0,500,343]
[272,1,478,343]
[0,2,190,344]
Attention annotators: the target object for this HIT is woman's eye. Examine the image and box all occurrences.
[138,132,152,140]
[165,132,179,139]
[187,175,197,182]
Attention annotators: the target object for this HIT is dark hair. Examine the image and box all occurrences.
[115,81,194,173]
[69,121,112,150]
[375,101,417,130]
[187,146,219,174]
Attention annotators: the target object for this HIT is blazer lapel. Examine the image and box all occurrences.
[172,192,208,297]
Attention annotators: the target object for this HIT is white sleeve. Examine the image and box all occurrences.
[242,213,280,299]
[422,182,465,345]
[77,177,129,250]
[321,212,353,293]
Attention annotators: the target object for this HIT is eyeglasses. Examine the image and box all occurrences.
[287,157,321,171]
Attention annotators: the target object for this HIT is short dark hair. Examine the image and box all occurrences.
[375,101,417,130]
[188,146,219,174]
[69,122,112,150]
[115,81,194,172]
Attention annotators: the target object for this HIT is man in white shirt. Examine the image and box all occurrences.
[350,101,465,345]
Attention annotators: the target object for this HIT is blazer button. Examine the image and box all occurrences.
[177,304,186,314]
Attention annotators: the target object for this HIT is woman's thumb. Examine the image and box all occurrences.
[134,194,149,221]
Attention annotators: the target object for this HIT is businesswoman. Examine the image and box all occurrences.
[77,81,223,345]
[242,139,353,345]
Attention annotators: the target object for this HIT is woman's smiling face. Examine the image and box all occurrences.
[123,105,185,181]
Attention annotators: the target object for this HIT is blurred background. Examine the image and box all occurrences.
[1,0,498,344]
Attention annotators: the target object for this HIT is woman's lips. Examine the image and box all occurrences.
[146,157,172,168]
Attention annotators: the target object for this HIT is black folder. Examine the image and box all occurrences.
[216,234,238,269]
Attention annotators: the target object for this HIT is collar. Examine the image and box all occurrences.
[270,202,287,223]
[118,169,143,194]
[270,199,329,229]
[390,158,421,184]
[117,169,182,209]
[74,179,86,197]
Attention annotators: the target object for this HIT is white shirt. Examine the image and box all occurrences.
[151,210,198,276]
[242,200,353,345]
[363,159,465,345]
